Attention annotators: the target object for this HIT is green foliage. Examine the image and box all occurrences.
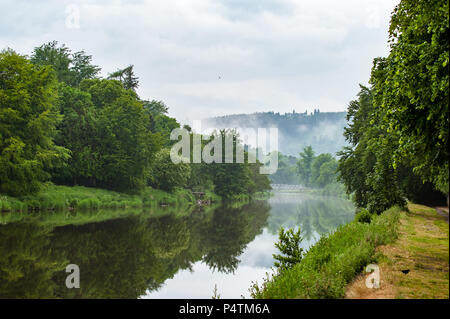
[312,154,338,187]
[148,148,191,192]
[108,65,139,91]
[0,184,202,214]
[0,50,70,196]
[250,206,401,299]
[370,0,449,194]
[355,209,372,224]
[273,227,304,273]
[269,152,299,184]
[2,42,270,203]
[296,146,315,186]
[30,41,100,87]
[53,78,162,192]
[203,130,271,199]
[337,86,443,214]
[295,146,341,190]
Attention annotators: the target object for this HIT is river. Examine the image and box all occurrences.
[0,190,354,298]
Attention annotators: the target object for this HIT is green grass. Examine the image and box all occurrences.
[0,184,203,213]
[250,206,401,299]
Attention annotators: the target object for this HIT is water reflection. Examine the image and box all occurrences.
[0,191,354,298]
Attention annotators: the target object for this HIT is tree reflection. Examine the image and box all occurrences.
[0,201,269,298]
[200,201,270,274]
[267,195,354,241]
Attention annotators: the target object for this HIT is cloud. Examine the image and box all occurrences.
[0,0,399,123]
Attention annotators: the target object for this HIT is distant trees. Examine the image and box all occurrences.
[269,153,298,184]
[0,50,69,196]
[296,146,315,186]
[295,146,339,189]
[204,111,348,156]
[206,130,271,199]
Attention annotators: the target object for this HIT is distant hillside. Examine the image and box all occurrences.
[202,110,348,156]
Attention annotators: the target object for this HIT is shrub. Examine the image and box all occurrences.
[355,209,372,223]
[273,227,304,272]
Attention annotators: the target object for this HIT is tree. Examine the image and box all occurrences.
[148,148,191,192]
[50,84,100,186]
[273,227,303,273]
[337,86,407,213]
[269,152,299,184]
[30,41,100,87]
[143,100,169,116]
[310,153,334,186]
[78,79,161,192]
[370,0,449,195]
[108,65,139,91]
[296,146,315,186]
[205,130,271,199]
[337,86,444,213]
[0,50,69,196]
[315,159,338,188]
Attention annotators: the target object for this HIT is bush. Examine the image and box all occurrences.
[355,209,372,223]
[78,198,92,210]
[0,199,12,211]
[273,227,304,272]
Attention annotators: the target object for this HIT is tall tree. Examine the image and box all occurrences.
[337,86,444,213]
[108,65,139,91]
[296,146,315,186]
[370,0,449,195]
[78,79,161,192]
[0,50,69,196]
[30,41,100,87]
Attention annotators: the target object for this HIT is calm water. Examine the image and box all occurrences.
[0,191,354,298]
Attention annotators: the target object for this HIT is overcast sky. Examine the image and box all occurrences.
[0,0,398,124]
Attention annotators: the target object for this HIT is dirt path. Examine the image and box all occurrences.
[435,206,449,224]
[345,203,449,299]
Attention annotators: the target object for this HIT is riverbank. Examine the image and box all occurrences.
[0,184,221,213]
[249,206,401,298]
[345,204,449,299]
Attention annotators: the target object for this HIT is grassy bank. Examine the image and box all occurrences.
[346,204,449,299]
[250,206,401,299]
[0,184,221,213]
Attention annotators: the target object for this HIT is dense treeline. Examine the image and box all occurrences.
[338,0,448,213]
[270,146,344,197]
[296,146,338,188]
[0,42,270,200]
[204,110,348,156]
